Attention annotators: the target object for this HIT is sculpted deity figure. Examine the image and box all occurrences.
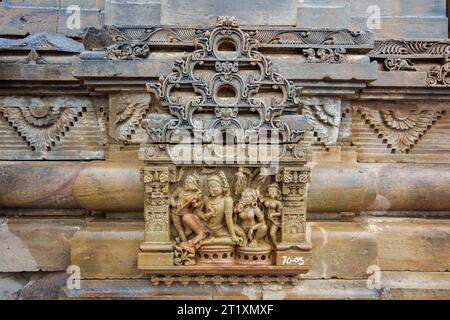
[234,188,268,248]
[170,173,206,248]
[200,171,242,246]
[263,183,282,245]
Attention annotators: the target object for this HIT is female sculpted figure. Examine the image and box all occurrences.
[200,172,242,246]
[170,174,206,247]
[234,188,268,248]
[263,183,282,245]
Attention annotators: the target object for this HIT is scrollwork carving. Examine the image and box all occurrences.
[143,16,304,149]
[384,57,416,71]
[105,43,150,60]
[303,48,346,63]
[428,56,450,87]
[91,25,372,51]
[371,40,450,56]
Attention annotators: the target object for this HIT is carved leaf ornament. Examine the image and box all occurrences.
[360,107,441,153]
[0,106,82,151]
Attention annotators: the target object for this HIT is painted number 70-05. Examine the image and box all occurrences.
[282,256,305,265]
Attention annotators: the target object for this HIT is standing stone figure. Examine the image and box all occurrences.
[263,183,283,246]
[234,188,268,248]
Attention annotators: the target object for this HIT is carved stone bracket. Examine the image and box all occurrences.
[302,97,341,145]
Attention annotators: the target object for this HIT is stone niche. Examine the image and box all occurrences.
[72,15,376,286]
[138,17,312,286]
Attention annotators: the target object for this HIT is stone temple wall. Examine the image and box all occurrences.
[0,0,449,299]
[0,0,449,38]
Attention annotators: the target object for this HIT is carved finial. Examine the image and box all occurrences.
[216,16,239,28]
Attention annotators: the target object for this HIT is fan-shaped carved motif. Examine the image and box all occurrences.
[0,106,82,151]
[359,107,441,153]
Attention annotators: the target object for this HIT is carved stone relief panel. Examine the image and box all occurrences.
[140,165,312,286]
[352,101,449,163]
[0,96,104,160]
[109,92,153,144]
[137,17,314,285]
[302,97,341,146]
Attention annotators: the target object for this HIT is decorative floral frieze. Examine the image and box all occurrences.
[87,25,372,52]
[370,40,450,57]
[150,274,302,287]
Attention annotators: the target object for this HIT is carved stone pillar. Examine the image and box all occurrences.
[276,166,311,266]
[139,166,174,267]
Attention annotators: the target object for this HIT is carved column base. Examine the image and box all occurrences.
[197,245,235,265]
[236,246,273,266]
[138,251,174,268]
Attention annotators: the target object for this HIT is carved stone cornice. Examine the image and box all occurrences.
[363,40,450,94]
[74,23,376,96]
[84,25,373,56]
[370,40,450,58]
[0,32,84,53]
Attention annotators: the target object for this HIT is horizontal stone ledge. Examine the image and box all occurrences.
[72,56,378,84]
[0,64,79,82]
[368,71,429,88]
[59,271,450,300]
[1,217,448,277]
[1,161,450,213]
